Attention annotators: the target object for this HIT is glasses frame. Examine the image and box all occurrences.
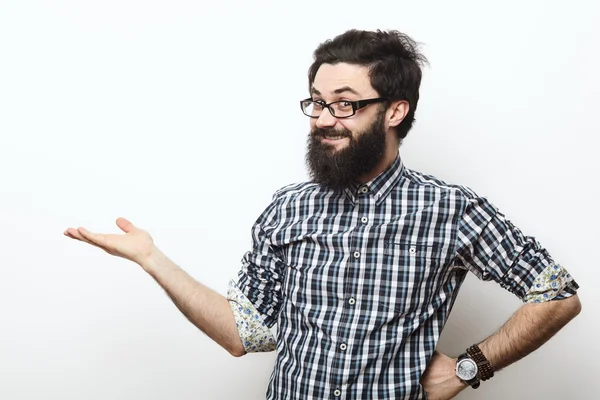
[300,97,389,119]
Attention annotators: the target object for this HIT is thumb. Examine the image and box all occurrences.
[116,217,135,233]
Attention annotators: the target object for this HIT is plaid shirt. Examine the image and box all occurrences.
[229,155,578,399]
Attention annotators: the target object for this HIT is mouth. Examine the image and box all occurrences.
[311,129,351,145]
[322,134,347,141]
[317,132,351,143]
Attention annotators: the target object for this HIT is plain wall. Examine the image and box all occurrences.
[1,0,598,399]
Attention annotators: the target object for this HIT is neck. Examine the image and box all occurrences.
[356,141,399,184]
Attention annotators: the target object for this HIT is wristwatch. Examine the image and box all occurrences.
[455,353,480,389]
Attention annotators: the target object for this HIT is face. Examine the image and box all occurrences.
[305,63,392,190]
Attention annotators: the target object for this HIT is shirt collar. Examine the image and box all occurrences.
[343,154,405,206]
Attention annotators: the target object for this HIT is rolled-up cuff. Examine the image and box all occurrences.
[227,279,276,353]
[522,263,579,303]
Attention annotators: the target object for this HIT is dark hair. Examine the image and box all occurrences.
[308,29,428,140]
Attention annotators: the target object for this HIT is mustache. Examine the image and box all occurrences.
[310,127,352,139]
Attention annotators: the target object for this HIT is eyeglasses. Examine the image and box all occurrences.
[300,97,389,119]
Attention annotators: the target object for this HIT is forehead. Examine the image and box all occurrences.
[312,63,376,97]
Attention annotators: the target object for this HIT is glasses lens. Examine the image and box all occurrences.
[302,101,323,117]
[330,101,354,117]
[301,100,355,118]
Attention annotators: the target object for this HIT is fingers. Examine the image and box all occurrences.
[64,218,136,239]
[64,226,104,247]
[116,217,134,233]
[64,227,84,241]
[63,219,136,255]
[64,227,108,253]
[77,227,107,247]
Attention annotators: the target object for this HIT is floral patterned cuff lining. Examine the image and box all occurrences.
[523,263,577,303]
[227,279,276,353]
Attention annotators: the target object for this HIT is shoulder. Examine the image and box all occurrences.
[250,181,323,229]
[271,181,325,203]
[402,167,480,201]
[402,168,500,223]
[255,181,321,217]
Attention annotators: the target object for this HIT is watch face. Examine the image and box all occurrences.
[456,359,478,381]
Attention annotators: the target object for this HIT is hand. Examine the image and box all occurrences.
[64,217,156,266]
[420,351,468,400]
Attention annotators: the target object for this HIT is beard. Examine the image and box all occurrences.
[305,111,387,191]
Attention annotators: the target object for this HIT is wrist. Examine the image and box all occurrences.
[139,245,167,273]
[449,358,467,387]
[454,376,470,389]
[466,344,494,381]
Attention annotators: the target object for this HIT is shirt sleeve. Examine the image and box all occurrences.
[453,191,579,303]
[230,195,286,352]
[227,279,277,353]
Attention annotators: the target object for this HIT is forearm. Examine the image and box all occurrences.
[140,247,245,357]
[478,294,581,371]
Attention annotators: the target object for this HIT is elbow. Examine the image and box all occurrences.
[230,348,246,358]
[553,294,582,323]
[228,342,247,358]
[567,294,582,319]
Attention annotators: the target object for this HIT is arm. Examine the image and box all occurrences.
[421,295,581,400]
[141,247,246,357]
[455,194,582,371]
[64,217,245,357]
[421,192,581,400]
[479,294,581,371]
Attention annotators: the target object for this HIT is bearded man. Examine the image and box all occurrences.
[65,29,581,400]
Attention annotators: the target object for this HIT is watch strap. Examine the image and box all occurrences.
[466,344,494,381]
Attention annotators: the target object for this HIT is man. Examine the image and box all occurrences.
[65,29,581,400]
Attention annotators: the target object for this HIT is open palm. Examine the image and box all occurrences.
[64,217,155,266]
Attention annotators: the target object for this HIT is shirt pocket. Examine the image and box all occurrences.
[378,240,447,314]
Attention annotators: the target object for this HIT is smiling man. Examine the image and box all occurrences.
[65,29,581,400]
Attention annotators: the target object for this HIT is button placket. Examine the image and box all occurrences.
[337,183,366,399]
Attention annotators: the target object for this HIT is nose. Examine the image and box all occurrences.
[315,108,337,129]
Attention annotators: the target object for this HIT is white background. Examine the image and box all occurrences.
[1,1,598,399]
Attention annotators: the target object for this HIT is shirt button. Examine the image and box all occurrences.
[359,186,368,194]
[340,343,347,351]
[361,216,368,224]
[409,246,417,255]
[334,389,341,397]
[348,297,356,305]
[353,251,360,259]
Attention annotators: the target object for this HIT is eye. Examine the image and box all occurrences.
[336,101,353,111]
[311,100,325,110]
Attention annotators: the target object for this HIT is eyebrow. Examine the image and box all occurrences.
[311,86,361,97]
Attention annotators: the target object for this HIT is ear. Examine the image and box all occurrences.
[387,100,409,128]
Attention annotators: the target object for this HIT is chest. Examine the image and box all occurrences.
[272,189,465,315]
